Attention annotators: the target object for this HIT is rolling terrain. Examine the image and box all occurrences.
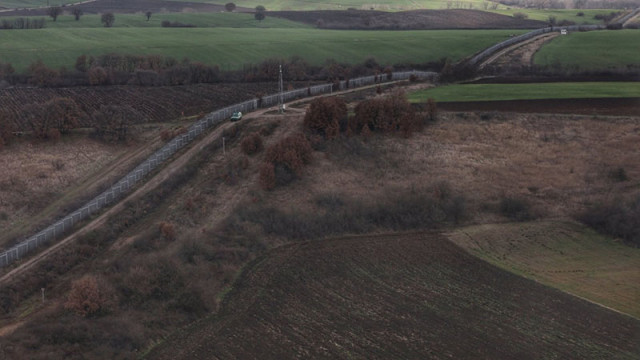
[148,232,640,359]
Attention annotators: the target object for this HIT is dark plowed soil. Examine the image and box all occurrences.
[438,97,640,116]
[270,9,546,30]
[148,233,640,360]
[0,0,244,16]
[0,83,276,130]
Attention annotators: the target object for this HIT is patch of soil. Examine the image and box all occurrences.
[438,97,640,116]
[149,233,640,359]
[270,9,546,30]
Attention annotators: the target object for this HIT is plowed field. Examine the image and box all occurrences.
[271,9,546,29]
[0,83,276,130]
[439,97,640,116]
[148,233,640,360]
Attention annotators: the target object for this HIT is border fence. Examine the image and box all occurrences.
[468,24,604,66]
[0,70,436,268]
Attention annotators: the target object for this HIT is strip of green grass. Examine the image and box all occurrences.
[534,30,640,70]
[409,82,640,102]
[2,12,311,29]
[0,28,524,72]
[489,8,614,25]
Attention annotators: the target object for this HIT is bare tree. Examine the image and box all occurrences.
[225,2,236,12]
[47,6,62,22]
[101,12,115,27]
[72,8,83,21]
[145,11,152,21]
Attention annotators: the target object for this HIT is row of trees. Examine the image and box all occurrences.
[46,7,115,27]
[2,55,429,88]
[0,97,137,149]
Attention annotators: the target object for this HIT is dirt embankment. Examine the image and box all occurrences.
[270,9,546,30]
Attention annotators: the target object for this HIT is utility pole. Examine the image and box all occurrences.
[278,64,284,113]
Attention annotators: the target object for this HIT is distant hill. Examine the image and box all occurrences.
[270,9,547,29]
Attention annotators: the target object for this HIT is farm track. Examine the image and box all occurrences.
[479,32,558,68]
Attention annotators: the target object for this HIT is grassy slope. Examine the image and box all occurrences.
[0,28,523,72]
[409,82,640,102]
[448,221,640,319]
[534,30,640,69]
[489,8,616,25]
[148,233,640,359]
[3,12,312,28]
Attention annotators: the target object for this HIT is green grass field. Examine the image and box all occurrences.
[409,82,640,102]
[0,28,524,72]
[2,12,311,29]
[489,8,615,25]
[534,30,640,70]
[448,221,640,319]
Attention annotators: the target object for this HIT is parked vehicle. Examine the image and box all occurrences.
[230,111,242,121]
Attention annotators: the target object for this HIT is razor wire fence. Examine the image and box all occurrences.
[0,70,436,268]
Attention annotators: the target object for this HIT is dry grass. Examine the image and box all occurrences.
[447,220,640,319]
[261,111,640,224]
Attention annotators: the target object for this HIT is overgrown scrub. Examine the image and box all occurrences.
[24,97,84,140]
[241,132,264,155]
[0,111,15,149]
[303,96,347,140]
[351,90,421,137]
[499,196,534,221]
[225,183,467,240]
[579,195,640,247]
[92,105,140,142]
[259,133,312,190]
[64,275,116,318]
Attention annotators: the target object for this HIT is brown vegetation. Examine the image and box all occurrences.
[64,275,115,317]
[259,133,312,189]
[303,96,347,139]
[240,132,263,155]
[352,89,421,137]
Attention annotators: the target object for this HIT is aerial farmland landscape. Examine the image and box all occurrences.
[0,0,638,358]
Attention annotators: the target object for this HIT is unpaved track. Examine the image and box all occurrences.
[479,33,558,68]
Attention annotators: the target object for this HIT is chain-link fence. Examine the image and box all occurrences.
[0,70,436,268]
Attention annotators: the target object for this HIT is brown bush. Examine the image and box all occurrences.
[241,132,264,155]
[24,97,84,139]
[64,275,115,317]
[88,66,109,85]
[303,97,347,140]
[0,111,15,149]
[426,98,438,122]
[352,90,420,137]
[159,221,176,241]
[264,133,312,175]
[27,60,59,87]
[259,162,276,190]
